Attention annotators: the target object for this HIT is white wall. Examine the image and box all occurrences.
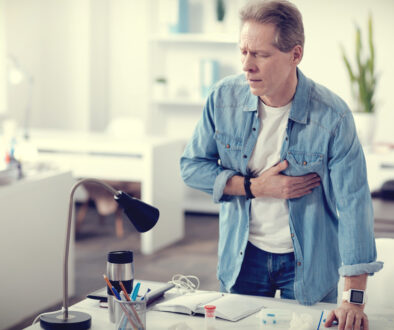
[0,0,6,115]
[108,0,149,123]
[4,0,149,132]
[2,0,394,143]
[294,0,394,143]
[5,0,90,131]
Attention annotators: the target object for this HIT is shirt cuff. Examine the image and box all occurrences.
[339,261,384,276]
[212,169,238,203]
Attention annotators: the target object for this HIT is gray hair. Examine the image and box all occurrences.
[239,0,304,52]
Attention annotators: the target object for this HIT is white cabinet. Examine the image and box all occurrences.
[0,171,75,329]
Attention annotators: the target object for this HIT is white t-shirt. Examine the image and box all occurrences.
[247,99,293,253]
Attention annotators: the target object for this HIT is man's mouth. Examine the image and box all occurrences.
[248,79,262,86]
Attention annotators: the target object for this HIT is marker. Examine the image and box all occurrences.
[131,282,141,301]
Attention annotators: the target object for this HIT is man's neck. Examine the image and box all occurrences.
[260,70,298,107]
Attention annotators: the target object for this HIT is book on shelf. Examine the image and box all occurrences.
[152,291,266,322]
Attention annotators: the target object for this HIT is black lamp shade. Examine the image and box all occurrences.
[115,191,159,232]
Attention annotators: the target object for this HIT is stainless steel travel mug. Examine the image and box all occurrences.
[106,250,134,323]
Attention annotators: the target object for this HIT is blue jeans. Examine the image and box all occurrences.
[226,241,338,303]
[229,241,296,299]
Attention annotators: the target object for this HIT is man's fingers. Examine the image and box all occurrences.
[354,314,362,330]
[292,176,321,189]
[286,173,320,185]
[288,190,312,199]
[271,160,288,174]
[362,315,369,330]
[286,182,320,199]
[324,310,336,327]
[344,311,355,330]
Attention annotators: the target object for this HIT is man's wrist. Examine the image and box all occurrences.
[244,175,255,200]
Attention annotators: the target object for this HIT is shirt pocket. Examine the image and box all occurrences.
[285,150,324,176]
[214,131,243,170]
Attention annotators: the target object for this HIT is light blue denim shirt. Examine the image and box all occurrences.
[180,68,383,305]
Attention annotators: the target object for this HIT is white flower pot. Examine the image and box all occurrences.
[352,112,376,146]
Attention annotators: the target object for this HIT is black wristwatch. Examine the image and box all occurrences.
[244,175,255,200]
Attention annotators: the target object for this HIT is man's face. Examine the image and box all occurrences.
[240,21,300,106]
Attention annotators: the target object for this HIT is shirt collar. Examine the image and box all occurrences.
[289,68,311,125]
[242,68,311,125]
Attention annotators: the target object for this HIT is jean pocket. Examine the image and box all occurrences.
[285,150,324,176]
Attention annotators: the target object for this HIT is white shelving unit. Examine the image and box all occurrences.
[147,1,244,214]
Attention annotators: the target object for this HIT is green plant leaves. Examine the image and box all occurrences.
[341,13,376,113]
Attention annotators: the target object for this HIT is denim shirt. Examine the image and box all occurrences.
[180,69,383,305]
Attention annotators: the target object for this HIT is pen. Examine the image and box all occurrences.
[317,310,323,330]
[131,282,141,301]
[119,281,131,301]
[140,288,151,301]
[103,274,121,300]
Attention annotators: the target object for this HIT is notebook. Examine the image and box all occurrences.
[152,291,266,322]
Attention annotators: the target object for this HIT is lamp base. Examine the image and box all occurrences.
[40,311,91,330]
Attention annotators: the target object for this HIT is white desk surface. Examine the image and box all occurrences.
[26,282,394,329]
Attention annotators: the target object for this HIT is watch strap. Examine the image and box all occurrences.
[244,175,255,200]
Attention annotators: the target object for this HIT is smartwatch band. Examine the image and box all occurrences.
[244,175,255,200]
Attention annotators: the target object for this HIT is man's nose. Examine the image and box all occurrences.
[242,54,256,72]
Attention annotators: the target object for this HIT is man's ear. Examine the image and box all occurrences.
[291,45,303,64]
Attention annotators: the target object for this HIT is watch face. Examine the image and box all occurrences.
[350,290,364,304]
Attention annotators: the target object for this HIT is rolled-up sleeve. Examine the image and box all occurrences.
[328,111,383,276]
[180,91,238,204]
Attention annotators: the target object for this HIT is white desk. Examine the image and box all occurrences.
[28,129,185,255]
[0,170,75,330]
[25,282,394,329]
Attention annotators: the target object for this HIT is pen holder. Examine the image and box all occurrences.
[114,299,146,330]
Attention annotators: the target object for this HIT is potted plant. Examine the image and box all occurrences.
[341,14,377,146]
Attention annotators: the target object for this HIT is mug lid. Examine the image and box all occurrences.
[107,250,133,264]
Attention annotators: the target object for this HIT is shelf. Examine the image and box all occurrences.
[150,33,238,44]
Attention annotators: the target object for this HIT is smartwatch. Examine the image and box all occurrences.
[342,289,366,305]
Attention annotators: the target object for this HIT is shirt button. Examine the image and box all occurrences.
[226,144,230,149]
[252,127,256,131]
[285,137,288,141]
[240,251,243,255]
[243,155,247,159]
[297,262,302,266]
[303,161,307,165]
[291,233,294,238]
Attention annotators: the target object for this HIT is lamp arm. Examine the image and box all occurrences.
[63,178,119,319]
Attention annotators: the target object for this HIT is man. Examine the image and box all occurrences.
[180,1,383,329]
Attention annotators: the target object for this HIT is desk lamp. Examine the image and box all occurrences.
[40,178,159,329]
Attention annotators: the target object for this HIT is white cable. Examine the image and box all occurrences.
[170,274,200,293]
[32,307,64,325]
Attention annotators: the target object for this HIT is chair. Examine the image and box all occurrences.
[76,181,141,237]
[75,116,144,237]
